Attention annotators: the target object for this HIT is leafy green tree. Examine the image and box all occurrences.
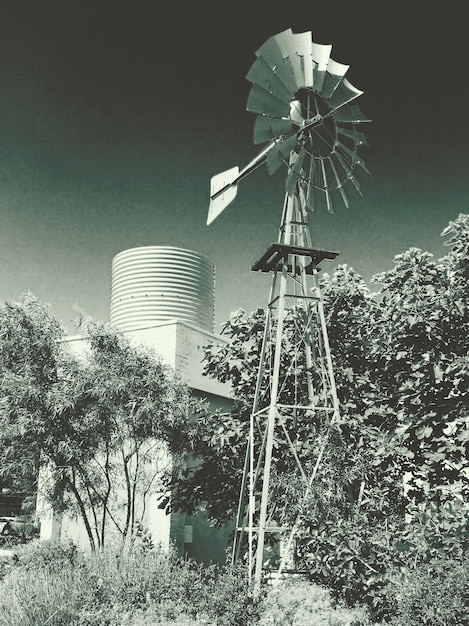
[0,295,191,549]
[165,215,468,618]
[0,293,63,502]
[371,235,468,506]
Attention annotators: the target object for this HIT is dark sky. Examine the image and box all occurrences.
[1,1,467,333]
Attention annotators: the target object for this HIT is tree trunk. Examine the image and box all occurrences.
[66,471,96,551]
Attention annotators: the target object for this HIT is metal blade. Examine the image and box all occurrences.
[207,166,240,225]
[328,156,350,208]
[255,29,299,94]
[327,77,363,111]
[320,58,349,99]
[275,30,314,88]
[337,126,369,147]
[247,83,291,118]
[320,159,334,214]
[289,100,304,126]
[266,135,299,175]
[336,141,370,174]
[265,30,312,91]
[253,116,295,145]
[333,104,371,123]
[334,151,363,195]
[285,147,306,196]
[298,183,307,213]
[312,42,332,92]
[297,33,314,88]
[306,156,316,211]
[246,55,295,103]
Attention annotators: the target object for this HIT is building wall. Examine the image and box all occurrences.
[38,319,235,564]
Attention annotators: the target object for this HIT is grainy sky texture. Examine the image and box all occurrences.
[1,1,467,333]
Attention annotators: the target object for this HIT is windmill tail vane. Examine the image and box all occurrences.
[205,28,370,591]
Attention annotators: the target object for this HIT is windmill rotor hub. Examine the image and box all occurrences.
[300,114,323,129]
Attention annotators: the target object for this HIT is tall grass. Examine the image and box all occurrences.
[0,540,372,626]
[0,540,260,626]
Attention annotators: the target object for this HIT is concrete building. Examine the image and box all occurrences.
[37,246,234,564]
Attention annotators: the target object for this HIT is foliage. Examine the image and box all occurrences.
[387,557,468,626]
[0,296,191,549]
[370,234,468,506]
[0,540,263,626]
[258,578,371,626]
[164,214,469,619]
[0,539,377,626]
[0,292,64,496]
[9,538,80,571]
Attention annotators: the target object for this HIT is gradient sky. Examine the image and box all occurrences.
[1,1,467,334]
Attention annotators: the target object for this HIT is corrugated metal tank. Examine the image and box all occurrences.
[110,246,215,332]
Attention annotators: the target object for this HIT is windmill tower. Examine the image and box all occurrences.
[207,29,370,589]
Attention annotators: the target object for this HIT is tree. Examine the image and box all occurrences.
[370,233,468,505]
[0,292,63,503]
[0,295,191,549]
[165,215,468,617]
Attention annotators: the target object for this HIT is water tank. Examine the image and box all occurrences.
[110,246,215,332]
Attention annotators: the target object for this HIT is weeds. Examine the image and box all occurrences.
[0,540,260,626]
[7,539,464,625]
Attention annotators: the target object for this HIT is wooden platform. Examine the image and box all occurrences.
[251,242,339,274]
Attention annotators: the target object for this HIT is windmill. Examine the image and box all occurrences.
[206,28,370,589]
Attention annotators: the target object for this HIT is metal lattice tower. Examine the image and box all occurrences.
[206,29,370,590]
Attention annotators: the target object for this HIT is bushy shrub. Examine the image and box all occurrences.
[298,514,399,621]
[10,538,80,571]
[0,529,35,549]
[198,561,263,626]
[83,546,262,625]
[388,557,468,626]
[0,540,261,626]
[258,578,371,626]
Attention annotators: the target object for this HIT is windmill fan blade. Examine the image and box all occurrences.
[327,77,363,111]
[306,156,316,210]
[270,29,305,90]
[247,83,291,118]
[275,30,314,88]
[320,58,349,99]
[207,166,239,225]
[254,116,295,145]
[337,126,369,147]
[298,183,307,212]
[333,104,371,123]
[246,55,295,103]
[336,141,370,174]
[329,156,350,208]
[311,42,332,92]
[334,151,362,195]
[255,30,299,94]
[320,159,334,214]
[289,100,303,126]
[266,135,299,175]
[285,147,307,196]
